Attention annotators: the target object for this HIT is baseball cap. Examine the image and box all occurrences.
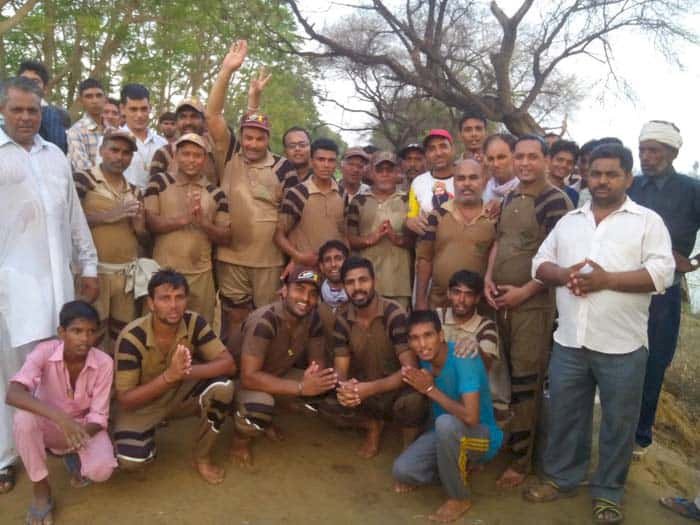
[422,129,453,148]
[175,98,204,115]
[373,151,397,167]
[103,129,138,152]
[240,112,271,133]
[286,266,321,289]
[175,132,209,151]
[342,147,370,162]
[398,143,424,159]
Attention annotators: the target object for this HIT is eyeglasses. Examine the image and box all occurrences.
[286,141,310,150]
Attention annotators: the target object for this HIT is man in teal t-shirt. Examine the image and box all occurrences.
[393,310,503,523]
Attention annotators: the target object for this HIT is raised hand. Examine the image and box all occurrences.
[222,40,248,72]
[249,66,272,96]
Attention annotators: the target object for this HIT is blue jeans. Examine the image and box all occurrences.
[542,343,647,503]
[636,284,681,447]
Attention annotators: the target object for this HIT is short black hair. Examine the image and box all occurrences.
[17,60,49,86]
[106,97,120,107]
[147,268,189,298]
[78,78,104,95]
[579,139,600,158]
[340,255,374,282]
[515,133,549,156]
[549,140,579,162]
[544,132,560,140]
[311,137,339,157]
[483,132,517,153]
[283,126,311,146]
[597,136,623,147]
[363,145,379,155]
[319,239,349,261]
[158,111,176,123]
[459,107,487,129]
[589,144,634,173]
[59,300,99,329]
[120,83,150,104]
[407,310,442,333]
[448,270,484,295]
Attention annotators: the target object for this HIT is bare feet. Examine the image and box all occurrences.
[27,480,53,525]
[496,467,527,489]
[428,499,472,522]
[264,424,285,442]
[357,420,384,459]
[393,481,417,494]
[229,435,254,468]
[194,460,225,485]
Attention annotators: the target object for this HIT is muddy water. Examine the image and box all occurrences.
[3,409,695,524]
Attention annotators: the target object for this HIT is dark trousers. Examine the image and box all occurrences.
[636,284,681,447]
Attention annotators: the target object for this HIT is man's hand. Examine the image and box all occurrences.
[249,66,272,97]
[130,201,146,231]
[401,366,434,394]
[78,276,99,303]
[300,361,338,396]
[673,251,698,273]
[165,345,192,383]
[222,40,248,72]
[494,284,527,309]
[454,334,480,359]
[406,212,429,236]
[336,379,362,407]
[295,252,318,267]
[483,276,500,309]
[568,259,612,296]
[484,199,502,220]
[58,416,91,451]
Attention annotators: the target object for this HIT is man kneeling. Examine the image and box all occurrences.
[6,301,117,525]
[393,310,503,523]
[113,269,235,484]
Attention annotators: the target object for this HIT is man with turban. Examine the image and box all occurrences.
[628,120,700,457]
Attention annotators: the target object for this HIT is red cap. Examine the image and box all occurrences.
[423,129,453,148]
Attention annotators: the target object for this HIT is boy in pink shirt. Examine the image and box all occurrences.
[6,301,116,524]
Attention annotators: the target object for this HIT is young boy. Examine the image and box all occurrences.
[6,301,116,525]
[393,310,503,523]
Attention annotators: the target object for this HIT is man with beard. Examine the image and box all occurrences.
[317,240,350,360]
[347,152,413,308]
[113,270,235,484]
[338,147,371,208]
[525,144,674,525]
[325,257,427,459]
[627,120,700,458]
[157,112,177,145]
[406,130,456,236]
[397,143,426,192]
[74,130,149,348]
[145,133,231,325]
[415,160,496,310]
[228,266,337,467]
[206,40,298,342]
[283,126,312,182]
[458,108,488,163]
[482,133,519,205]
[67,78,107,172]
[484,135,572,488]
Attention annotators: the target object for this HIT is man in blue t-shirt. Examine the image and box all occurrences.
[393,310,503,523]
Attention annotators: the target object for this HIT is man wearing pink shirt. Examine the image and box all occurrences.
[6,301,116,525]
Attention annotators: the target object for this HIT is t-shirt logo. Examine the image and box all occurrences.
[432,181,453,210]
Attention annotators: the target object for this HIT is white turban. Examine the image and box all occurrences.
[639,120,683,150]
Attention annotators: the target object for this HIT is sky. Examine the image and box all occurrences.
[303,1,699,173]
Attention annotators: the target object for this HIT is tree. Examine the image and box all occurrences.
[282,0,697,135]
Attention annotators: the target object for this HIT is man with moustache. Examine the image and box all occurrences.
[397,143,426,192]
[228,266,337,467]
[415,159,496,310]
[338,147,372,208]
[627,120,700,457]
[482,133,519,204]
[283,126,312,182]
[326,257,427,459]
[317,240,350,359]
[67,78,107,172]
[484,135,572,488]
[157,112,178,145]
[206,40,298,341]
[458,108,488,163]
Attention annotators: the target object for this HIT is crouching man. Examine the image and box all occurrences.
[6,301,117,525]
[112,269,235,484]
[393,310,504,523]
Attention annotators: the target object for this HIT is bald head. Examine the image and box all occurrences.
[454,159,486,205]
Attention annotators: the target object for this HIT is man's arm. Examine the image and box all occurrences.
[67,126,92,172]
[187,350,235,380]
[247,67,271,114]
[429,389,480,427]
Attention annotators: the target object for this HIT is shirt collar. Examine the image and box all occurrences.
[47,340,100,370]
[174,173,208,187]
[120,125,160,145]
[442,199,488,224]
[438,308,482,331]
[80,114,100,131]
[144,313,189,349]
[242,149,275,168]
[307,176,340,195]
[572,195,643,217]
[511,178,549,197]
[639,166,677,189]
[346,296,386,323]
[0,126,49,151]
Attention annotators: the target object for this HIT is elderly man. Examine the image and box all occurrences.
[627,120,700,457]
[0,77,98,494]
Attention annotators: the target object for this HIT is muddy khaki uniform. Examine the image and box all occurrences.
[216,134,298,309]
[278,177,346,256]
[113,312,234,467]
[492,183,572,473]
[149,134,223,186]
[74,167,141,342]
[144,172,230,324]
[323,297,427,426]
[346,192,412,308]
[229,300,325,435]
[416,201,496,308]
[435,308,510,421]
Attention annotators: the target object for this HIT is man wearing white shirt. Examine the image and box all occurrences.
[0,77,98,494]
[524,144,674,524]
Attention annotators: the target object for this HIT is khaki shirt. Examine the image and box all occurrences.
[346,191,412,297]
[144,172,230,273]
[74,166,141,264]
[149,134,223,186]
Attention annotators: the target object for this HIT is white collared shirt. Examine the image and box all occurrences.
[95,126,166,188]
[532,197,675,354]
[0,127,97,347]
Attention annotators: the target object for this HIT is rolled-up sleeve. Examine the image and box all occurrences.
[642,212,676,292]
[85,356,113,429]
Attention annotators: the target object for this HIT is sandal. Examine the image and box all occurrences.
[593,498,624,524]
[659,497,700,521]
[63,454,91,488]
[0,465,16,494]
[523,480,578,503]
[25,496,53,525]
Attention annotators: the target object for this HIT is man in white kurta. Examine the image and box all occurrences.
[0,77,98,493]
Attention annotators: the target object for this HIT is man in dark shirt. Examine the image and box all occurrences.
[627,120,700,456]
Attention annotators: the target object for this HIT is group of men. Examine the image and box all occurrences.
[1,38,698,525]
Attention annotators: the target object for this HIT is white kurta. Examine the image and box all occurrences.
[0,127,97,348]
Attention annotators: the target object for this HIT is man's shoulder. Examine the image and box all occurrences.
[117,316,150,351]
